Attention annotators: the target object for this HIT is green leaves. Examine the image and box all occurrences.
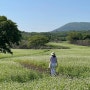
[0,16,21,54]
[28,35,49,49]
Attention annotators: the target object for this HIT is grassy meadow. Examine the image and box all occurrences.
[0,42,90,90]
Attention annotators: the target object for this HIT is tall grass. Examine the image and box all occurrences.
[0,76,90,90]
[0,42,90,89]
[0,60,45,83]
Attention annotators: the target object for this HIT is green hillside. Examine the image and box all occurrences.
[52,22,90,32]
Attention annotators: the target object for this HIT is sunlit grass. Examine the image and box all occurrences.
[0,76,90,90]
[0,42,90,89]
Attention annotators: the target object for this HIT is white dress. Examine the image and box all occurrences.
[50,56,57,76]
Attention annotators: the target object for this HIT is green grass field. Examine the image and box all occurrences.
[0,42,90,90]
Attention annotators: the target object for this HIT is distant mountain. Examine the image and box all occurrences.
[52,22,90,32]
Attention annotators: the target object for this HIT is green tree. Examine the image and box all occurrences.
[0,16,21,54]
[28,35,49,49]
[83,33,90,40]
[67,32,83,43]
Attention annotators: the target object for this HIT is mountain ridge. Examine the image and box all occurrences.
[52,22,90,32]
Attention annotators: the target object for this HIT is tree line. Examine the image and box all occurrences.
[16,30,90,49]
[67,31,90,46]
[14,31,67,49]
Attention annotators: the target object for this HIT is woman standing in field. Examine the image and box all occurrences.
[49,52,58,76]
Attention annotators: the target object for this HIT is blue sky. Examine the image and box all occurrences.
[0,0,90,32]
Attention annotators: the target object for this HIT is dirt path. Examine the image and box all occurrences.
[20,62,50,74]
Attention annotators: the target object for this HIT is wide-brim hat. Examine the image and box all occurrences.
[51,52,55,56]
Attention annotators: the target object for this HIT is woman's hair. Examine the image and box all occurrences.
[51,52,56,57]
[52,54,56,57]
